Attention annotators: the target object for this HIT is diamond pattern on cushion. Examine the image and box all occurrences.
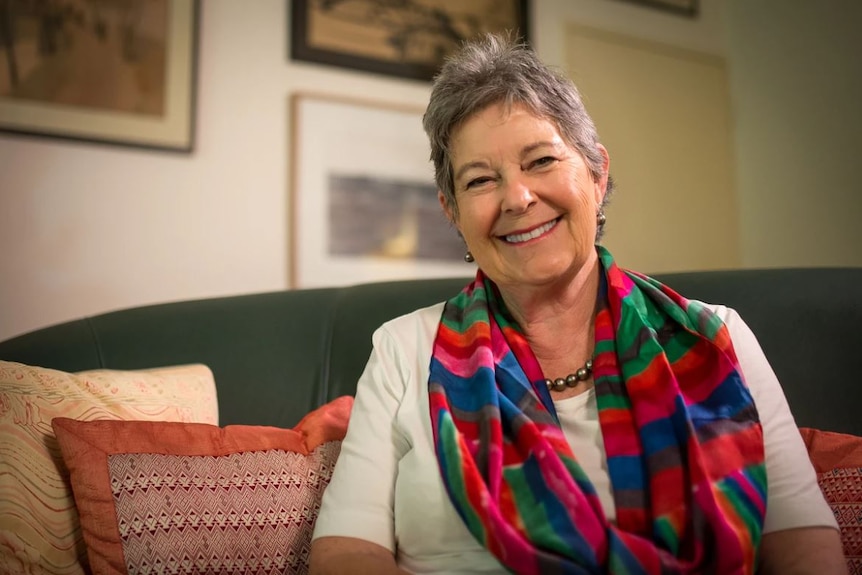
[801,427,862,574]
[52,396,352,575]
[817,468,862,574]
[107,443,340,575]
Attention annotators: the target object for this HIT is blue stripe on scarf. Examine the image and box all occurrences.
[688,372,756,425]
[607,455,646,490]
[430,358,497,412]
[521,456,599,566]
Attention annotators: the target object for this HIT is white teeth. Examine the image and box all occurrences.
[504,219,557,243]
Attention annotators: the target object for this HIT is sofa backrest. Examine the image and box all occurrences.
[0,279,468,428]
[1,268,860,435]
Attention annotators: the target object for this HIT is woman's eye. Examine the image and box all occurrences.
[466,176,493,189]
[530,156,556,169]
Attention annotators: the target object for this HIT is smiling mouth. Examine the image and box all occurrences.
[501,218,561,244]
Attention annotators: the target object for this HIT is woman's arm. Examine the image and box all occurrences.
[310,324,416,570]
[310,537,411,575]
[759,527,847,574]
[720,308,846,571]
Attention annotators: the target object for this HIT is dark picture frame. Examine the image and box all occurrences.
[290,0,530,82]
[0,0,198,152]
[613,0,699,18]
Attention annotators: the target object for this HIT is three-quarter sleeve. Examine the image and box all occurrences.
[721,306,838,533]
[312,325,412,551]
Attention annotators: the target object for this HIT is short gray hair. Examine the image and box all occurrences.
[422,33,614,237]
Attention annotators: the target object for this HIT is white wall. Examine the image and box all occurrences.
[0,0,433,341]
[3,0,856,342]
[0,0,728,341]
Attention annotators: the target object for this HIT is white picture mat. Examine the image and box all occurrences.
[289,94,473,288]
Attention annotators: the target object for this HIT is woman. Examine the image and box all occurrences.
[310,34,845,574]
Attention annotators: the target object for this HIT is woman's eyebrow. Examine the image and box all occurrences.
[520,140,562,157]
[454,160,490,183]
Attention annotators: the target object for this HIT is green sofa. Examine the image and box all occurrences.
[1,269,860,435]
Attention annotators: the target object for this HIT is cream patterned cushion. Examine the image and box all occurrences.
[0,361,218,575]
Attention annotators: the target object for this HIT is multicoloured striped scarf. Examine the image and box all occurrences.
[428,246,766,574]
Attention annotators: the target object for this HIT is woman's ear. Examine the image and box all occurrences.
[594,144,610,204]
[438,191,458,227]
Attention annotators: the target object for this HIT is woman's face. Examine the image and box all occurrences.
[442,102,609,291]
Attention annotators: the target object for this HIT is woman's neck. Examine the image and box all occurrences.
[497,256,601,370]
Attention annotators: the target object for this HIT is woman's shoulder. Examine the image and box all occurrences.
[694,300,744,330]
[379,301,446,329]
[363,302,446,396]
[695,300,771,381]
[691,300,762,349]
[373,301,447,347]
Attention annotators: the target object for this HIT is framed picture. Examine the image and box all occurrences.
[290,0,530,81]
[612,0,699,18]
[0,0,198,152]
[289,93,473,288]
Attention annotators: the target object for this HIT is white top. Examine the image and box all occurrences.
[313,302,837,574]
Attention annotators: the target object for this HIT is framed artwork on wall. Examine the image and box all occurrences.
[0,0,198,152]
[611,0,699,18]
[289,93,473,288]
[289,0,530,81]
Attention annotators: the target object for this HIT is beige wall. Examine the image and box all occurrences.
[1,0,858,342]
[564,25,737,274]
[726,0,862,268]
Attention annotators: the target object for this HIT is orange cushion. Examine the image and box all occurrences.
[800,427,862,472]
[800,427,862,572]
[52,396,352,575]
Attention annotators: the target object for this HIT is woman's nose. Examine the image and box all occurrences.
[500,174,536,213]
